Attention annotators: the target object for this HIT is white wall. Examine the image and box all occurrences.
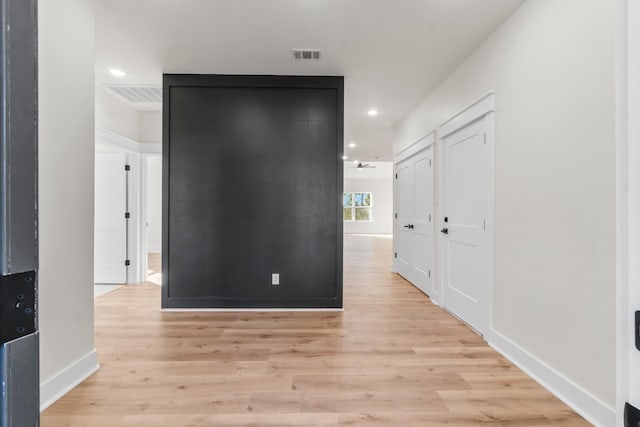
[38,0,98,407]
[343,162,393,234]
[140,111,162,144]
[618,0,640,421]
[344,179,393,234]
[146,156,162,252]
[95,86,141,141]
[394,0,615,421]
[95,92,161,144]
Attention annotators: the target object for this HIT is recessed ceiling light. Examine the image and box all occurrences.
[342,155,348,160]
[109,68,126,78]
[353,160,359,165]
[348,142,357,148]
[367,109,378,116]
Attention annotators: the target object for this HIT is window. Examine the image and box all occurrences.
[343,192,372,221]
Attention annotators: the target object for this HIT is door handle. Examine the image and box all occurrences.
[403,224,414,229]
[441,228,449,234]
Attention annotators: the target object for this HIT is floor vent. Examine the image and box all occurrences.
[292,49,322,60]
[105,85,162,103]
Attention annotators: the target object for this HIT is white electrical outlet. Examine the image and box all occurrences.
[271,273,280,285]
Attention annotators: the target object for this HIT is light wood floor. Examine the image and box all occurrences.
[148,252,161,275]
[42,235,588,426]
[147,252,161,285]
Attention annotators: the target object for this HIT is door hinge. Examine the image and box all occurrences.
[483,219,486,231]
[395,173,398,179]
[429,214,431,222]
[124,260,130,266]
[125,164,131,171]
[483,133,487,145]
[625,402,640,426]
[428,270,431,278]
[125,212,130,219]
[394,252,397,259]
[429,159,432,166]
[395,213,397,219]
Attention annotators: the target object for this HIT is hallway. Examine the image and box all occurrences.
[41,235,587,426]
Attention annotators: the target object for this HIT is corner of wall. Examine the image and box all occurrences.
[38,0,97,410]
[40,350,99,412]
[488,330,616,427]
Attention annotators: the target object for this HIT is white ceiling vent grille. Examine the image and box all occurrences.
[106,85,162,103]
[292,49,322,60]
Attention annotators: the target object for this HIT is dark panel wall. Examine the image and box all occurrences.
[162,75,343,308]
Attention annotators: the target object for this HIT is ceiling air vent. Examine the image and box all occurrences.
[292,49,322,60]
[105,85,162,103]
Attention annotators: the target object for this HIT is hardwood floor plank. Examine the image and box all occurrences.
[299,390,448,413]
[41,235,589,426]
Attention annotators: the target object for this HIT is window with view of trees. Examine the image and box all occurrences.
[343,192,372,221]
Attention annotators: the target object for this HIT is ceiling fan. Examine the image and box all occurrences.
[356,162,376,170]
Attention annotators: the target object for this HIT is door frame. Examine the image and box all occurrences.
[437,93,495,337]
[392,133,435,293]
[616,0,640,423]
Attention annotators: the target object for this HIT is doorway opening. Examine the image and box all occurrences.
[145,155,162,285]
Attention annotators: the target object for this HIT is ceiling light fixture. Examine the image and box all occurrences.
[353,160,359,165]
[342,155,348,160]
[109,68,126,78]
[367,109,378,117]
[348,142,357,148]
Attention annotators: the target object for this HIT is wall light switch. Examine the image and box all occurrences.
[272,273,280,285]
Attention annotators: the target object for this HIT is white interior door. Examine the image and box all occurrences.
[395,159,413,278]
[95,153,127,284]
[395,147,435,296]
[410,148,434,295]
[442,118,490,334]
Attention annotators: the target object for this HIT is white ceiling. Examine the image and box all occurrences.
[95,0,524,161]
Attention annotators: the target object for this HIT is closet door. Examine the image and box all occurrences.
[409,147,434,295]
[395,146,435,296]
[441,118,490,334]
[395,159,413,280]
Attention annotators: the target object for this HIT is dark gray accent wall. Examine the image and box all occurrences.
[162,75,343,309]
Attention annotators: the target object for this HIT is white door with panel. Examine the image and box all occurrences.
[95,152,127,284]
[441,117,491,335]
[395,146,435,296]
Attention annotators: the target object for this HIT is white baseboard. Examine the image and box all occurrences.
[488,330,615,427]
[40,350,100,412]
